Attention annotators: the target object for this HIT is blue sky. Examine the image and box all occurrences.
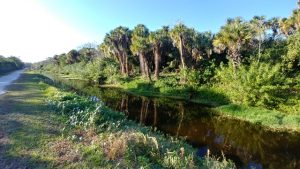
[41,0,297,37]
[0,0,297,62]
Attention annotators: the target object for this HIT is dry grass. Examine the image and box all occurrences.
[51,140,81,164]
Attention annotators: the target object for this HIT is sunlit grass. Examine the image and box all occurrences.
[217,104,300,131]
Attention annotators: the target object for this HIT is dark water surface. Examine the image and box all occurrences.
[49,76,300,169]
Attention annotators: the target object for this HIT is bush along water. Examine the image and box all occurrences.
[46,87,235,168]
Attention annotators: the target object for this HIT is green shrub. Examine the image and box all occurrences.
[214,61,288,109]
[284,30,300,70]
[47,92,101,130]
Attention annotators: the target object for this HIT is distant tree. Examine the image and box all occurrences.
[213,18,252,70]
[191,31,214,61]
[78,42,98,62]
[131,24,151,80]
[267,17,280,39]
[0,55,24,73]
[250,16,268,60]
[66,49,80,64]
[53,55,60,65]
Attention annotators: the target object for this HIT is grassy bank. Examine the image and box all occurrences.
[0,72,235,168]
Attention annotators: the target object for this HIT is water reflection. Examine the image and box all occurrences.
[48,76,300,169]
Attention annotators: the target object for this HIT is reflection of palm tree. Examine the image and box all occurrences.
[140,97,150,124]
[153,99,157,126]
[140,98,145,124]
[120,95,129,115]
[144,99,149,121]
[176,103,185,137]
[120,96,125,110]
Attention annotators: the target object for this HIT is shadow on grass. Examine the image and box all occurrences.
[0,73,63,168]
[0,154,52,169]
[0,118,59,168]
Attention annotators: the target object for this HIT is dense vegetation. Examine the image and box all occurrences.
[35,7,300,127]
[0,55,24,74]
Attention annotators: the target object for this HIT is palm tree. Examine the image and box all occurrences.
[192,31,213,61]
[213,18,252,70]
[101,26,131,76]
[131,24,151,80]
[267,17,280,39]
[149,26,170,79]
[291,9,300,30]
[279,18,295,36]
[250,16,267,60]
[66,49,80,64]
[170,23,194,69]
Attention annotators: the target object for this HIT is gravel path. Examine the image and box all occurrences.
[0,70,23,95]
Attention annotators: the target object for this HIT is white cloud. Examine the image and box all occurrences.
[0,0,92,63]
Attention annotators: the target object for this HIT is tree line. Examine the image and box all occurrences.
[46,6,299,79]
[0,56,24,74]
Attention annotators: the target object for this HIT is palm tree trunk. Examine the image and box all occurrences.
[139,53,145,76]
[258,35,262,62]
[125,54,128,75]
[121,52,128,76]
[231,50,241,72]
[154,47,160,80]
[121,61,126,75]
[119,55,125,75]
[142,53,151,81]
[179,36,186,69]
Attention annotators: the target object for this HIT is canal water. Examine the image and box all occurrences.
[48,75,300,169]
